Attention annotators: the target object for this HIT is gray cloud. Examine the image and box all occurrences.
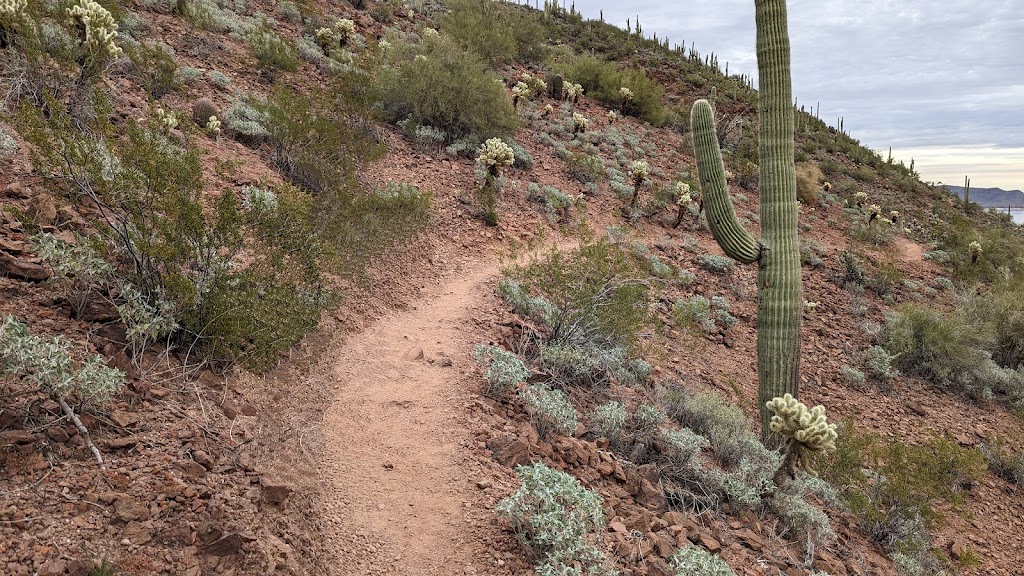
[568,0,1024,188]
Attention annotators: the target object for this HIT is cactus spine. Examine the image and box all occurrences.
[690,0,801,441]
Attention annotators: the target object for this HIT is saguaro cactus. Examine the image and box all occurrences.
[689,0,800,441]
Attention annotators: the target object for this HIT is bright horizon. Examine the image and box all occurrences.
[561,0,1024,192]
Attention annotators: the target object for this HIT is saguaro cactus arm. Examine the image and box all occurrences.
[690,99,761,264]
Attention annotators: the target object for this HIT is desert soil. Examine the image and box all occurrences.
[313,259,516,575]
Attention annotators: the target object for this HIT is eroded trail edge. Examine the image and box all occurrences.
[316,262,504,576]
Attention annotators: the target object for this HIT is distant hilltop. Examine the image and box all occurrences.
[945,185,1024,208]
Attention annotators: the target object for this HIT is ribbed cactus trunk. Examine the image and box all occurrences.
[754,0,800,441]
[690,0,801,443]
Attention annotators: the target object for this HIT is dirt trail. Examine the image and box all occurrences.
[315,261,506,576]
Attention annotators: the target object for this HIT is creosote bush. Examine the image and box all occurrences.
[377,33,517,144]
[503,234,650,352]
[561,55,665,125]
[440,0,546,66]
[818,423,985,567]
[15,91,426,370]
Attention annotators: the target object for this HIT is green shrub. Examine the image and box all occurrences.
[881,301,1024,407]
[126,41,178,99]
[592,401,627,442]
[16,94,364,370]
[504,236,650,351]
[674,295,714,333]
[840,365,866,386]
[669,546,735,576]
[698,254,735,274]
[30,232,113,318]
[1,316,123,406]
[248,24,298,74]
[981,437,1024,486]
[497,463,614,576]
[563,149,605,184]
[377,34,517,142]
[473,344,529,398]
[561,55,665,125]
[818,424,985,561]
[520,383,579,438]
[441,0,546,66]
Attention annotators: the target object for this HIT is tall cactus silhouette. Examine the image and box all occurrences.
[690,0,800,441]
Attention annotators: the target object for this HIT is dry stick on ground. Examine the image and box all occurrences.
[56,396,104,467]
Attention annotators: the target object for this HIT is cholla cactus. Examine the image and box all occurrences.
[520,73,546,97]
[334,18,356,45]
[672,183,694,229]
[765,393,837,478]
[206,115,221,138]
[68,0,122,57]
[803,300,819,312]
[511,81,530,108]
[541,103,553,117]
[571,112,588,134]
[314,27,337,49]
[822,181,832,192]
[606,110,619,123]
[155,107,178,131]
[853,190,868,207]
[565,82,583,103]
[674,182,692,204]
[619,86,634,105]
[476,138,514,177]
[422,27,439,39]
[969,240,983,263]
[865,203,881,223]
[628,160,650,185]
[0,0,27,18]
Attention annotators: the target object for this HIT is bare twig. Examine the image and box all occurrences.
[56,396,104,467]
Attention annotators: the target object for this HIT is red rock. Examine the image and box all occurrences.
[609,521,628,534]
[487,436,530,467]
[260,475,293,504]
[204,532,255,556]
[0,251,49,281]
[110,410,140,428]
[0,430,37,444]
[36,559,66,576]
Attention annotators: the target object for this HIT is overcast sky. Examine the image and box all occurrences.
[566,0,1024,191]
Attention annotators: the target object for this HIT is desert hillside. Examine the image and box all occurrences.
[2,1,1023,576]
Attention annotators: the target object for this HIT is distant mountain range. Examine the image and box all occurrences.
[945,185,1024,208]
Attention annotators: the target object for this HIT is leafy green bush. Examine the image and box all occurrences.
[698,254,735,274]
[14,93,408,370]
[497,463,615,576]
[126,41,179,99]
[669,546,735,576]
[520,383,579,438]
[247,24,298,74]
[440,0,546,66]
[818,424,985,563]
[504,236,651,351]
[377,33,517,142]
[592,401,627,442]
[1,316,123,406]
[473,344,529,398]
[561,55,665,125]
